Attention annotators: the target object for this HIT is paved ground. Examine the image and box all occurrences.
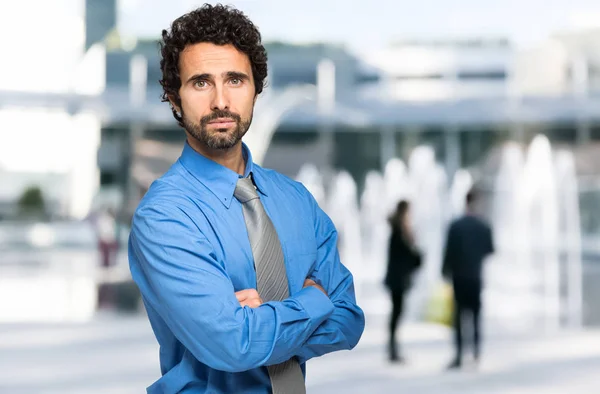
[308,315,600,394]
[0,311,599,393]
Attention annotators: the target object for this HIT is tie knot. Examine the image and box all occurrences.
[234,177,259,203]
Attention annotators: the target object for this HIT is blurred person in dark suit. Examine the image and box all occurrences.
[384,200,422,363]
[442,189,494,369]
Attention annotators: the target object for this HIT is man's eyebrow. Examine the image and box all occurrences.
[225,71,250,80]
[185,72,250,84]
[186,73,211,84]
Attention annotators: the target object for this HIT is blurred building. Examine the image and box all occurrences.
[98,34,600,210]
[2,1,600,222]
[85,0,117,50]
[0,0,100,220]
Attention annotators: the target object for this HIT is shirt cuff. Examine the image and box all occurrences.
[293,285,335,323]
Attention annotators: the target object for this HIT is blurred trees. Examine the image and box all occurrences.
[17,185,47,219]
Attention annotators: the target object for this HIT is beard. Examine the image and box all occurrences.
[183,108,252,150]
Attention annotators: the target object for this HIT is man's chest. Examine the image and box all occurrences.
[200,199,318,294]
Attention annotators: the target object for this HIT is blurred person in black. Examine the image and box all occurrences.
[384,200,422,363]
[94,206,120,308]
[96,206,119,268]
[442,189,494,369]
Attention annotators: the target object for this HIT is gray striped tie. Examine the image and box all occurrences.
[234,176,306,394]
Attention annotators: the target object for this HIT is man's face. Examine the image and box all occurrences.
[174,42,256,150]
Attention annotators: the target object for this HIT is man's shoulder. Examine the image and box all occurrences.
[135,163,197,213]
[450,216,465,227]
[456,214,491,230]
[471,214,491,228]
[451,215,473,230]
[254,165,313,200]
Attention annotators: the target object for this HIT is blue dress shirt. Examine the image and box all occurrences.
[129,142,365,393]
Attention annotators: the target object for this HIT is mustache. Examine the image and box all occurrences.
[200,109,242,125]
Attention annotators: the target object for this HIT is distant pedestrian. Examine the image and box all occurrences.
[442,189,494,369]
[384,200,422,363]
[96,207,118,268]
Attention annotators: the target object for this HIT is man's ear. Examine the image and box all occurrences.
[168,95,182,115]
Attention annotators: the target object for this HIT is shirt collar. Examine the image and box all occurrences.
[179,141,267,208]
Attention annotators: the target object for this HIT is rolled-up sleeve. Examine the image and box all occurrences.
[129,202,334,373]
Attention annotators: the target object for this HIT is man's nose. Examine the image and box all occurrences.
[210,85,230,111]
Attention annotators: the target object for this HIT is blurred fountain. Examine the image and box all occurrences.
[555,150,582,328]
[295,135,581,334]
[524,135,561,332]
[382,158,410,214]
[324,171,363,300]
[404,146,449,318]
[449,169,473,217]
[487,142,537,331]
[299,146,452,320]
[360,171,388,285]
[358,158,413,284]
[296,163,326,207]
[355,147,450,319]
[486,135,580,333]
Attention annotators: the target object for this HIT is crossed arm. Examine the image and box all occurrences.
[129,202,364,372]
[236,278,326,309]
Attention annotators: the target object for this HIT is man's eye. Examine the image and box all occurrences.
[194,80,207,88]
[230,78,241,85]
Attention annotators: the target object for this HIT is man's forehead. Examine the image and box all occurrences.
[180,43,251,73]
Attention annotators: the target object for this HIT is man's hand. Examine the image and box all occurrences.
[303,278,327,296]
[235,289,263,308]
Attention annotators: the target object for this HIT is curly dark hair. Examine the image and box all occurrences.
[159,3,268,126]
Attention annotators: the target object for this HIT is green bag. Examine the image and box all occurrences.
[425,281,454,327]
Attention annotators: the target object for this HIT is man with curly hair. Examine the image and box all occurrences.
[128,4,365,393]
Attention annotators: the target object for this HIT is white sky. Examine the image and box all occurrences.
[118,0,600,52]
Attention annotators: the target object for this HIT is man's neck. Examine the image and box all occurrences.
[187,137,246,175]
